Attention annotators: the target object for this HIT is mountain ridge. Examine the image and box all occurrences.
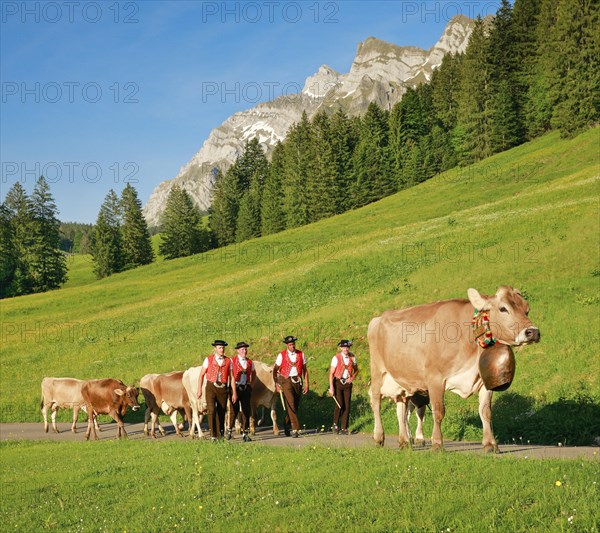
[143,15,475,226]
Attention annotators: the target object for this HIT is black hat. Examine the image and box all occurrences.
[338,339,353,347]
[234,341,250,350]
[282,336,297,344]
[211,340,228,347]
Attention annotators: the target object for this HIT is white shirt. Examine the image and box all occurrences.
[330,354,356,379]
[275,350,306,377]
[231,355,249,385]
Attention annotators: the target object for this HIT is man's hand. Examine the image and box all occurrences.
[197,390,202,399]
[275,383,281,393]
[303,384,309,395]
[232,394,238,404]
[328,386,334,397]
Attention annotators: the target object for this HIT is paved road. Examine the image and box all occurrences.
[1,422,597,460]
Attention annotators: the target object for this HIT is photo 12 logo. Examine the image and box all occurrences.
[1,161,140,184]
[1,81,139,104]
[200,1,339,24]
[1,1,140,24]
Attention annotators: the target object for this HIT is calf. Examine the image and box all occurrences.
[81,378,140,440]
[140,371,191,438]
[40,377,98,434]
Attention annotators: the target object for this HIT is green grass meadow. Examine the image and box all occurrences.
[0,129,599,531]
[1,440,598,532]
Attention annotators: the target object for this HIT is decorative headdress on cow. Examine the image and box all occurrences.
[471,309,497,348]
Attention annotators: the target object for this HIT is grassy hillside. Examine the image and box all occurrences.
[2,128,599,443]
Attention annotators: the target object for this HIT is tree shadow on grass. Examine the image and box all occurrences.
[467,392,600,446]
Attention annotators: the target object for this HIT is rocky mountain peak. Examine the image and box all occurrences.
[142,16,475,227]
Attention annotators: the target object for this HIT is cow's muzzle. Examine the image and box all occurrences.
[517,327,540,344]
[525,327,540,343]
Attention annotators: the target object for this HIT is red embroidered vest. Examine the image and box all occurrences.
[333,353,354,379]
[232,357,253,383]
[206,355,231,383]
[279,350,304,378]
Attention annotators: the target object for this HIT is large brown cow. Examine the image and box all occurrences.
[40,377,98,434]
[368,286,540,452]
[140,371,191,438]
[81,379,140,440]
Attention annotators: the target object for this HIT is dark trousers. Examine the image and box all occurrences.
[229,385,252,432]
[206,381,229,438]
[281,377,302,431]
[334,379,353,430]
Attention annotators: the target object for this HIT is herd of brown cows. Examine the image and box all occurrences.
[40,361,279,441]
[41,287,540,451]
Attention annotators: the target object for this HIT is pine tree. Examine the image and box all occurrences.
[512,0,542,140]
[209,169,237,247]
[261,142,286,236]
[120,184,154,269]
[431,52,462,131]
[236,170,262,242]
[159,185,209,259]
[282,112,313,228]
[526,0,560,137]
[456,17,492,164]
[351,102,393,207]
[487,0,524,153]
[0,203,18,298]
[91,189,124,279]
[308,112,338,222]
[329,109,359,213]
[550,0,600,136]
[3,182,35,295]
[28,176,68,292]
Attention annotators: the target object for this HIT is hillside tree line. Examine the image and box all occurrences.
[209,0,598,247]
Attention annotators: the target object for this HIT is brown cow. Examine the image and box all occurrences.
[368,286,540,452]
[40,377,99,434]
[81,378,140,440]
[248,361,279,435]
[140,371,191,438]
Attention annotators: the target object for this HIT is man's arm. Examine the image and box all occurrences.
[302,363,309,394]
[328,365,335,396]
[197,366,206,398]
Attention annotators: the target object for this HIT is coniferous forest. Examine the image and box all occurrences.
[209,0,599,247]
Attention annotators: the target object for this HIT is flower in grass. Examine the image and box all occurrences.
[555,480,562,487]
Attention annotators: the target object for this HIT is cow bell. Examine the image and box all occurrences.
[478,344,516,391]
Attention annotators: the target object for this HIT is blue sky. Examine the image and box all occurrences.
[1,1,500,223]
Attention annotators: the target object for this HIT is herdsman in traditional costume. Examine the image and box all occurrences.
[197,340,231,441]
[328,340,359,434]
[227,341,255,442]
[273,336,309,438]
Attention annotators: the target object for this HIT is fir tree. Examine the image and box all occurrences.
[209,169,237,247]
[28,176,68,292]
[282,112,313,228]
[456,17,492,164]
[351,103,393,207]
[159,185,209,259]
[120,183,154,269]
[261,142,286,236]
[236,170,262,242]
[526,0,560,137]
[329,109,359,212]
[487,0,524,152]
[550,0,600,136]
[308,112,338,222]
[0,203,18,298]
[91,189,124,279]
[3,182,35,295]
